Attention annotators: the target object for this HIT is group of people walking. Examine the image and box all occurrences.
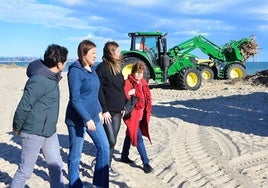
[11,39,153,188]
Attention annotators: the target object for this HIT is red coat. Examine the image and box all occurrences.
[123,74,152,146]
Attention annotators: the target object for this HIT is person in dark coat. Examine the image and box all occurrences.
[11,44,68,188]
[96,41,125,177]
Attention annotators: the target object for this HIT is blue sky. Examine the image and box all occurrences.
[0,0,267,62]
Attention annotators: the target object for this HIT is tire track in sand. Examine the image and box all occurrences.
[149,117,186,187]
[152,117,265,187]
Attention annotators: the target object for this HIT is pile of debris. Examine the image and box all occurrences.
[240,37,258,60]
[244,69,268,87]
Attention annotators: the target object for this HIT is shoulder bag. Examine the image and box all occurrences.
[123,95,138,119]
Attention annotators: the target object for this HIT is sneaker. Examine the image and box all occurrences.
[120,157,134,164]
[109,168,120,177]
[143,164,153,174]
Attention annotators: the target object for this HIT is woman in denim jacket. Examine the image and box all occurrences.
[65,40,109,188]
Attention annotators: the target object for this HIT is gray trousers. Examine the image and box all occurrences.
[10,132,64,188]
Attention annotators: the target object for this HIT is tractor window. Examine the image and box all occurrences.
[134,36,159,66]
[135,37,142,50]
[135,36,157,52]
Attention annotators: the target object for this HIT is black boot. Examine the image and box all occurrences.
[143,164,153,173]
[120,157,134,164]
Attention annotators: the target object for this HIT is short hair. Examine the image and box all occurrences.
[131,61,146,74]
[43,44,68,68]
[77,40,96,67]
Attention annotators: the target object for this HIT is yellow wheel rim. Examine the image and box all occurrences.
[122,64,133,80]
[202,70,212,80]
[230,68,243,78]
[186,72,198,87]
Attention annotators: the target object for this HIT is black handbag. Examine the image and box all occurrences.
[123,96,138,118]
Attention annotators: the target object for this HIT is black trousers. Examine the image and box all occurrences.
[103,112,122,166]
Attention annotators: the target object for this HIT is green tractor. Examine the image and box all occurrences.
[172,35,258,80]
[121,32,258,90]
[121,31,202,90]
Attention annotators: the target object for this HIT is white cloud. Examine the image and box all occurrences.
[241,4,268,14]
[67,32,130,61]
[154,18,235,36]
[174,30,209,36]
[168,0,244,14]
[55,0,86,6]
[258,25,268,30]
[0,0,91,29]
[91,16,104,21]
[99,0,161,6]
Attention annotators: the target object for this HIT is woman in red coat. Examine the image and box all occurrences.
[120,61,153,174]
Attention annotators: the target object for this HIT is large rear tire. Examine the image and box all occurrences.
[225,63,245,79]
[121,57,150,81]
[170,68,201,90]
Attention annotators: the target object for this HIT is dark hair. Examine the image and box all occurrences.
[102,41,121,74]
[141,37,146,43]
[43,44,68,68]
[77,40,96,67]
[131,61,146,74]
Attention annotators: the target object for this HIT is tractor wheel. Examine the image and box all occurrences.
[225,63,245,79]
[169,74,179,88]
[121,57,150,81]
[178,68,202,90]
[200,66,214,80]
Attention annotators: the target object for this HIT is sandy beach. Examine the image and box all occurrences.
[0,66,268,188]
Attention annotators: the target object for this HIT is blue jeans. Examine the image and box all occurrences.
[121,128,149,165]
[67,121,109,188]
[10,132,64,188]
[103,112,121,166]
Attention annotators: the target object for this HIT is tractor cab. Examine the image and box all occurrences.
[122,32,170,83]
[128,32,167,67]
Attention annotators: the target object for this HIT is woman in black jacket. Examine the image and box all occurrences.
[96,41,126,177]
